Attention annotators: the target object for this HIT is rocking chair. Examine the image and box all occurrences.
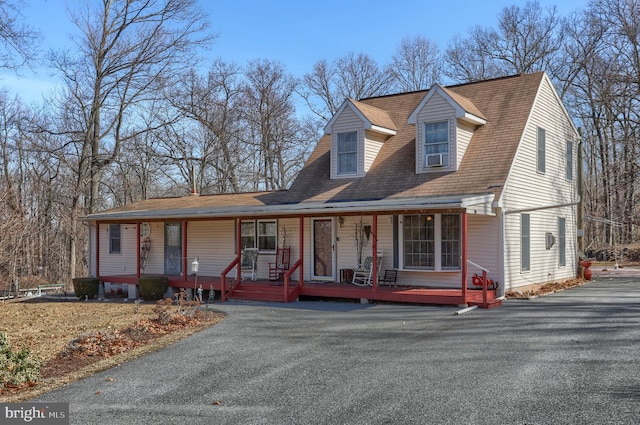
[352,250,383,286]
[269,247,291,280]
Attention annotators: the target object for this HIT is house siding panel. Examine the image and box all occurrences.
[364,130,385,172]
[99,223,138,275]
[456,122,475,168]
[467,215,501,284]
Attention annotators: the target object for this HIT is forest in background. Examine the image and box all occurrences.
[0,0,637,289]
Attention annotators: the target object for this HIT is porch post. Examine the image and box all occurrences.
[182,221,188,282]
[461,212,468,304]
[372,215,378,290]
[96,222,100,279]
[299,216,304,287]
[236,219,242,282]
[136,222,141,278]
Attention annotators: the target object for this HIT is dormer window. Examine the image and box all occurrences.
[424,121,449,168]
[337,131,357,175]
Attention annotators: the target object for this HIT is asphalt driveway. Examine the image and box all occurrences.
[35,274,640,424]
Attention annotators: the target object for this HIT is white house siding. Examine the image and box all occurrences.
[99,223,138,275]
[503,205,577,289]
[331,107,365,179]
[89,224,97,277]
[364,130,385,172]
[415,92,456,174]
[501,75,578,289]
[186,220,235,277]
[456,122,475,169]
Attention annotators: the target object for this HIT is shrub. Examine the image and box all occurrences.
[72,277,99,299]
[0,332,40,390]
[138,277,169,301]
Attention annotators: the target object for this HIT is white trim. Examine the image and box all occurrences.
[408,85,486,125]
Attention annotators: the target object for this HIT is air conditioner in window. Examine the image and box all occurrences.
[426,153,444,167]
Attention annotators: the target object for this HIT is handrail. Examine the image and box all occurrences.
[283,259,302,303]
[467,259,490,273]
[220,255,240,302]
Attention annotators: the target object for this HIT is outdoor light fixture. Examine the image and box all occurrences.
[191,257,199,300]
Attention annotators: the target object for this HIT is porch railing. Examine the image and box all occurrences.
[283,258,302,303]
[220,255,240,302]
[467,260,491,307]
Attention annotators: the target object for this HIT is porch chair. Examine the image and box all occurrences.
[239,248,259,281]
[269,247,291,280]
[351,250,383,286]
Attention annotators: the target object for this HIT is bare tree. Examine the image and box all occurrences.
[387,35,443,92]
[0,0,39,70]
[445,1,565,82]
[47,0,214,214]
[300,52,393,122]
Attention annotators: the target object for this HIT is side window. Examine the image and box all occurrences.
[109,224,121,254]
[566,141,573,181]
[558,217,566,267]
[337,131,357,175]
[521,214,530,272]
[537,127,546,173]
[424,121,449,167]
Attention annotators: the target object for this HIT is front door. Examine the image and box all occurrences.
[164,222,182,275]
[312,218,335,280]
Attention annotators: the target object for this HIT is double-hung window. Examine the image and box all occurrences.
[337,131,357,175]
[424,121,449,167]
[401,214,460,270]
[537,127,546,173]
[241,220,277,252]
[109,224,121,254]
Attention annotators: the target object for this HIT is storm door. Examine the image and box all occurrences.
[311,218,335,280]
[164,222,182,275]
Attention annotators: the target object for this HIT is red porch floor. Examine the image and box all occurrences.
[99,274,501,308]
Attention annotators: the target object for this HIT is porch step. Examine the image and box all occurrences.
[227,283,287,302]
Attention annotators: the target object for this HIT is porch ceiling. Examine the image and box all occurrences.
[86,193,495,222]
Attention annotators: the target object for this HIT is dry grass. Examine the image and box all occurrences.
[0,297,224,402]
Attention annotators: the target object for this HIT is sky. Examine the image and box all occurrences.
[4,0,589,104]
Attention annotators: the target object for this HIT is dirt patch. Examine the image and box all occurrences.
[0,297,224,402]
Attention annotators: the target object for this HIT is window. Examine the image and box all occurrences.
[558,217,566,267]
[537,127,546,173]
[566,141,573,180]
[109,224,121,254]
[337,131,357,174]
[403,214,435,269]
[241,219,277,252]
[424,121,449,167]
[441,214,461,269]
[401,214,460,270]
[521,214,530,272]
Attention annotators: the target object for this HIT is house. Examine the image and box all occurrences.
[85,72,580,308]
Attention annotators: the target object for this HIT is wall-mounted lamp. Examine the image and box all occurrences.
[338,216,344,227]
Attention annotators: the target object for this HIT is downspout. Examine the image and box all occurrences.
[461,212,468,304]
[577,128,584,255]
[96,222,100,279]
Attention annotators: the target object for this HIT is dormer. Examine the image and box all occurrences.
[408,85,486,174]
[324,99,397,179]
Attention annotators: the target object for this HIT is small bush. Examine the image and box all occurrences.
[72,277,99,299]
[138,277,169,301]
[0,331,40,390]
